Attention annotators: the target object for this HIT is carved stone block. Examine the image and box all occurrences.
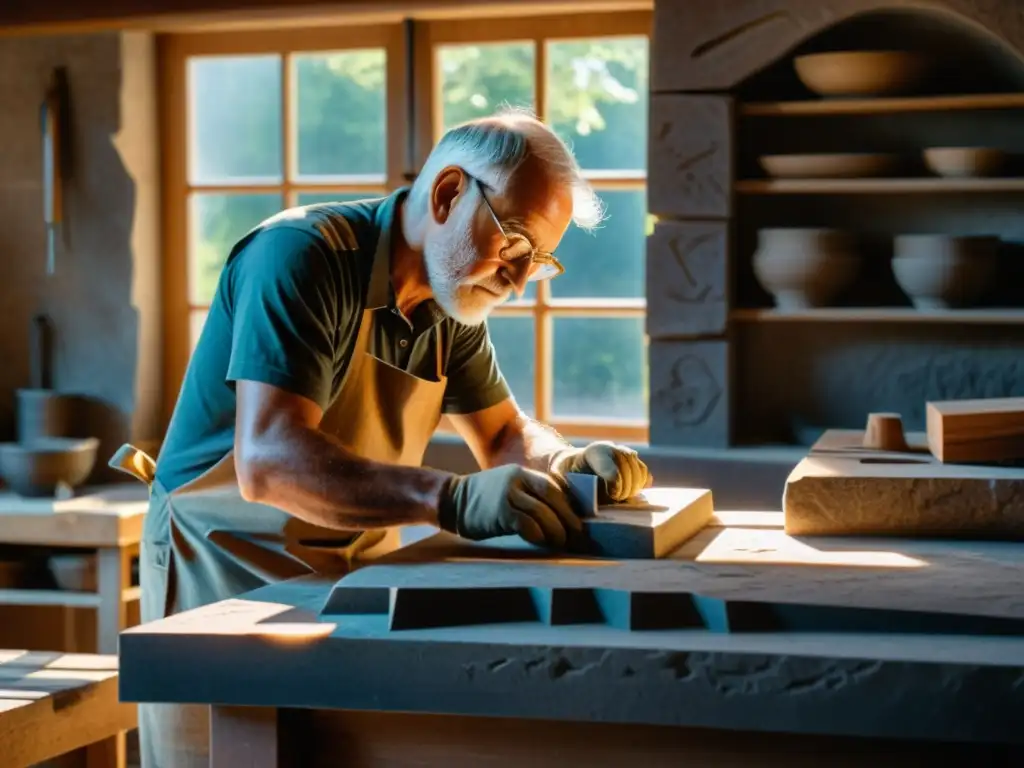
[648,339,731,448]
[646,220,729,339]
[652,0,1024,93]
[648,94,733,219]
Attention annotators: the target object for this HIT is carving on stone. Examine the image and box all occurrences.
[653,0,1024,93]
[648,95,733,219]
[649,340,730,447]
[647,221,728,339]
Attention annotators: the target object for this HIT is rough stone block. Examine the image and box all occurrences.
[646,220,729,339]
[648,339,731,448]
[648,94,733,218]
[784,428,1024,538]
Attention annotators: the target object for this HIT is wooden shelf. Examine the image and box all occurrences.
[741,92,1024,116]
[731,308,1024,324]
[735,177,1024,194]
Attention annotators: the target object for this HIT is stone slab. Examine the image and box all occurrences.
[784,428,1024,537]
[118,571,1024,745]
[646,220,730,339]
[648,94,733,219]
[648,339,731,448]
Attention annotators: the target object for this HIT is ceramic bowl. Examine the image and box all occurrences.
[892,235,999,309]
[759,153,901,179]
[794,51,932,97]
[0,437,99,497]
[753,228,861,309]
[923,147,1007,178]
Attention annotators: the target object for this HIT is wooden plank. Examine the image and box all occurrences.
[784,428,1024,537]
[926,397,1024,463]
[0,651,135,768]
[741,92,1024,116]
[735,178,1024,194]
[0,484,147,547]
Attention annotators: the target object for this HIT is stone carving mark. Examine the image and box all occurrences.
[690,11,795,59]
[654,353,723,427]
[665,231,720,304]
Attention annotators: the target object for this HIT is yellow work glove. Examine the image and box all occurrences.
[550,441,651,502]
[438,464,584,549]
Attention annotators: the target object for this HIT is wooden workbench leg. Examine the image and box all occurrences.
[89,546,133,768]
[96,546,132,654]
[211,706,280,768]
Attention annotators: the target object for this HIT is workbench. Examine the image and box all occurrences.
[119,512,1024,767]
[0,483,148,654]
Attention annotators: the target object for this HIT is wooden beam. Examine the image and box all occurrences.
[0,0,651,36]
[927,397,1024,464]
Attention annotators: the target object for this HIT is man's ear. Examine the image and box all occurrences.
[430,166,467,224]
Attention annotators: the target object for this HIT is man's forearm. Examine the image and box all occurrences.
[491,413,575,473]
[238,423,454,532]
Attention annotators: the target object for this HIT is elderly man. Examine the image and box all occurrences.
[116,108,650,766]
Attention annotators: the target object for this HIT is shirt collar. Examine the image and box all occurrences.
[367,188,447,327]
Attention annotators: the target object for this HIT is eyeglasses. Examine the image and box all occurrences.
[473,177,564,282]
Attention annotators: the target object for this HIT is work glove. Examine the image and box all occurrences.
[549,441,651,502]
[438,464,584,549]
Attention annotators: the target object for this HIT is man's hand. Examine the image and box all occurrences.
[438,464,584,549]
[550,441,651,502]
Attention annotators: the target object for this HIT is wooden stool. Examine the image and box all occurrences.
[0,650,136,768]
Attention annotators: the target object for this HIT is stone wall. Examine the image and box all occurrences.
[0,32,161,481]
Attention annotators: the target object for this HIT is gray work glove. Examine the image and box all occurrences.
[438,464,584,549]
[550,441,652,502]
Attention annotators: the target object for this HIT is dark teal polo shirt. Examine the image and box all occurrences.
[156,189,511,492]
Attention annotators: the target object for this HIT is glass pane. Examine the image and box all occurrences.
[546,37,648,172]
[486,316,535,416]
[294,50,387,179]
[437,42,535,132]
[296,191,387,206]
[190,310,208,355]
[552,317,646,420]
[188,193,284,305]
[188,55,282,183]
[551,190,646,298]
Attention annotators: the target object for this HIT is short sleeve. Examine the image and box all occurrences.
[442,321,513,414]
[225,227,341,410]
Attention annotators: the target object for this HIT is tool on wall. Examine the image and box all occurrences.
[40,66,70,277]
[402,18,418,183]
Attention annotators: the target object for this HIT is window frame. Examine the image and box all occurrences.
[158,24,409,424]
[415,11,651,442]
[159,10,652,441]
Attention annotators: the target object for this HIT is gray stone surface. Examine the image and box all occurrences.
[0,33,160,479]
[648,95,733,219]
[118,574,1024,744]
[646,220,730,339]
[648,339,731,448]
[652,0,1024,93]
[784,428,1024,537]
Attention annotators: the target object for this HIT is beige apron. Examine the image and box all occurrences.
[111,247,448,767]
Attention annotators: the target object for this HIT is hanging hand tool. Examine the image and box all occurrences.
[41,67,69,277]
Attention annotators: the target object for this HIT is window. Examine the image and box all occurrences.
[160,12,651,441]
[419,13,651,441]
[159,26,406,421]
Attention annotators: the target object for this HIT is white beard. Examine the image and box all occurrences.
[424,210,505,326]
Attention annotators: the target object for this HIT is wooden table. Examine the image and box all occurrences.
[119,512,1024,767]
[0,483,148,654]
[0,650,137,768]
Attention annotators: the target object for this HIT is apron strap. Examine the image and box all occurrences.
[434,326,444,380]
[108,443,158,487]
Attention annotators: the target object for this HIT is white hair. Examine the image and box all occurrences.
[408,106,605,231]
